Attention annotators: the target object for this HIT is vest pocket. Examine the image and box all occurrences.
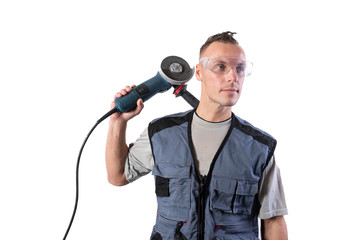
[210,176,258,216]
[153,211,188,240]
[152,163,191,238]
[152,163,191,209]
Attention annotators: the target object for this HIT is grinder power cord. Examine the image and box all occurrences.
[63,56,199,239]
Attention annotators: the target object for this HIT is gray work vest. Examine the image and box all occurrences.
[148,110,276,240]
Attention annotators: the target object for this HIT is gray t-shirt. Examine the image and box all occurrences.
[124,113,287,219]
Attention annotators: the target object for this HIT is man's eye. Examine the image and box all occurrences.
[236,65,245,73]
[214,64,226,71]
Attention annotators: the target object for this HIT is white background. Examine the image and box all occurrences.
[1,0,359,239]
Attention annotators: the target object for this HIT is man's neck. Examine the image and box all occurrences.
[195,102,232,122]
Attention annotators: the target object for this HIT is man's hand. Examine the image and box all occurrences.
[110,85,144,123]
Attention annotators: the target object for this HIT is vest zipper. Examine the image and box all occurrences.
[187,111,235,240]
[197,175,206,240]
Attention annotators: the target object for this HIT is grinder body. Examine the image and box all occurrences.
[114,56,195,112]
[115,72,172,112]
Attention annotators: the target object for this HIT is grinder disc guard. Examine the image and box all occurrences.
[160,56,194,85]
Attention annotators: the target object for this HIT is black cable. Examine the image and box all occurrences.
[63,108,118,240]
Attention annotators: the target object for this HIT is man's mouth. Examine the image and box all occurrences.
[221,88,239,93]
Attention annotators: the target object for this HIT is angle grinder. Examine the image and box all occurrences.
[115,56,199,112]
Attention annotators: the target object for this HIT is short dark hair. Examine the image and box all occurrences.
[200,31,239,55]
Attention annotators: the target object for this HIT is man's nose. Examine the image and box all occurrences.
[225,67,238,82]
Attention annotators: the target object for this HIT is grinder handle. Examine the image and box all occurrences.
[180,90,199,109]
[115,72,172,112]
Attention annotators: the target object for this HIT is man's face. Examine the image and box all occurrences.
[196,42,246,108]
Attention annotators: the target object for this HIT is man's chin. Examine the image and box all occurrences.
[221,100,238,107]
[223,97,240,107]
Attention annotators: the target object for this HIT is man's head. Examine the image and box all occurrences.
[196,31,250,111]
[199,31,240,57]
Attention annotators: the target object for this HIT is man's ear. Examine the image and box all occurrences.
[195,64,202,81]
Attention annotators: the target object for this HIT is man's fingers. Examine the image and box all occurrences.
[120,89,127,95]
[110,100,115,109]
[124,85,132,92]
[114,85,135,99]
[114,92,121,99]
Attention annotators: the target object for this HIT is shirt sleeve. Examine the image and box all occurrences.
[124,127,154,183]
[258,155,288,219]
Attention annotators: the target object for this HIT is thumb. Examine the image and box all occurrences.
[133,98,144,116]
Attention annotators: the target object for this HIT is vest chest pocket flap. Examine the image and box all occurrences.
[210,176,258,216]
[152,162,192,210]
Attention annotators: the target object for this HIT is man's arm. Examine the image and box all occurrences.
[105,85,144,186]
[261,216,288,240]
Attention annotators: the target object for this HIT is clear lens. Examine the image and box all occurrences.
[201,57,253,77]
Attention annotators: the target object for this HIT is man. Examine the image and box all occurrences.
[105,31,288,239]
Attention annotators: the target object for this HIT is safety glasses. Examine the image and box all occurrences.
[200,56,253,77]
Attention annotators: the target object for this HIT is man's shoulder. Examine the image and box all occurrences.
[232,113,277,164]
[150,109,193,124]
[233,114,275,138]
[232,113,277,148]
[148,109,194,138]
